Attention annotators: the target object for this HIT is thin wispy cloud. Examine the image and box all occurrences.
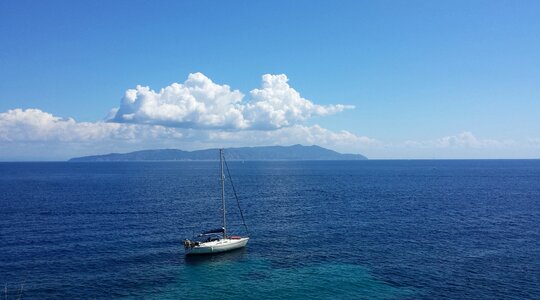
[527,138,540,148]
[402,132,515,149]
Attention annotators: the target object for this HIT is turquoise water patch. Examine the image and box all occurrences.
[150,251,414,299]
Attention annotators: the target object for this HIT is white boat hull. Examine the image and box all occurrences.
[185,237,249,255]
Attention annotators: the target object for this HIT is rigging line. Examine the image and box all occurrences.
[223,156,249,235]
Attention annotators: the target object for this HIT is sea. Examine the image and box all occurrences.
[1,160,539,299]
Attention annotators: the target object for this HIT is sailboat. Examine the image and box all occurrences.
[183,149,249,255]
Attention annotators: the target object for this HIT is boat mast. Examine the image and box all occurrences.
[220,149,227,238]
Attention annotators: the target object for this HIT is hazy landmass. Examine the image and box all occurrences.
[68,145,367,162]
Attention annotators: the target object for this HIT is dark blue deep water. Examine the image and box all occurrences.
[1,160,539,299]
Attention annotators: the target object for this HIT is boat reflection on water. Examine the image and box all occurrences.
[184,247,247,266]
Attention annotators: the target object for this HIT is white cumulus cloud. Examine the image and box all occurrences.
[110,73,353,130]
[111,73,247,129]
[244,74,354,129]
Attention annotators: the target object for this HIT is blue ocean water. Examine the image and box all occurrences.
[1,160,539,299]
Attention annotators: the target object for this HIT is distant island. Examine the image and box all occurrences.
[68,145,367,162]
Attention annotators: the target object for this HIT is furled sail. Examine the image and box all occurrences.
[200,227,225,235]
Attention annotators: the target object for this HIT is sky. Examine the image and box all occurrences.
[0,0,539,160]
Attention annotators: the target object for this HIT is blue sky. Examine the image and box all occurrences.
[0,0,539,160]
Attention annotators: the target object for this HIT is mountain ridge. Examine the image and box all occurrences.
[68,145,367,161]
